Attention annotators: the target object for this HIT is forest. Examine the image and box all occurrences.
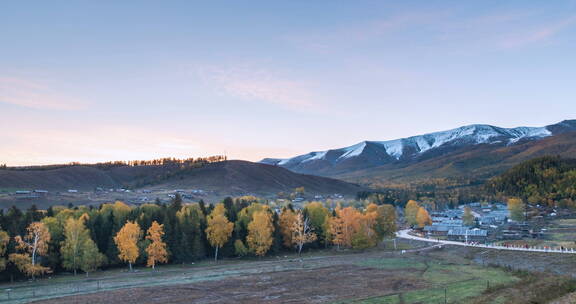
[487,156,576,207]
[0,195,397,282]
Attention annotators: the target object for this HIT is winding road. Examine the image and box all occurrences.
[396,229,576,254]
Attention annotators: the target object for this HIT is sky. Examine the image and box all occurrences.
[1,0,576,166]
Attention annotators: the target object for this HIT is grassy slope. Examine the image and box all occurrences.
[0,160,364,197]
[147,160,364,196]
[352,257,518,304]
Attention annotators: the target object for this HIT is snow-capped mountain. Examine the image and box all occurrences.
[261,120,576,176]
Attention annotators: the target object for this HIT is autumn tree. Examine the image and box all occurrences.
[0,229,9,271]
[234,239,248,256]
[405,200,420,226]
[247,211,274,256]
[278,208,297,248]
[290,212,317,256]
[61,216,92,275]
[374,205,397,240]
[507,198,525,222]
[416,207,432,228]
[329,214,345,250]
[79,238,106,276]
[9,222,51,279]
[358,207,378,247]
[114,221,142,271]
[294,187,305,197]
[145,221,168,269]
[462,206,475,226]
[304,202,330,245]
[205,204,234,261]
[339,207,362,248]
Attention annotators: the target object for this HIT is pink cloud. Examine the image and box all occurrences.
[500,15,576,48]
[0,77,88,110]
[197,65,316,109]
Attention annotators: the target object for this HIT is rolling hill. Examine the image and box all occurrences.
[146,160,365,197]
[0,160,364,198]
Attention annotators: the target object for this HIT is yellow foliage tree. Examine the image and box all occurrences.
[405,200,420,226]
[205,204,234,261]
[61,216,91,275]
[9,222,51,279]
[416,207,432,228]
[247,211,274,256]
[290,211,317,256]
[462,206,475,226]
[0,229,9,271]
[375,204,397,240]
[114,221,142,271]
[339,207,362,247]
[304,202,330,245]
[145,221,168,269]
[329,214,345,250]
[507,198,525,222]
[278,208,297,248]
[366,203,378,214]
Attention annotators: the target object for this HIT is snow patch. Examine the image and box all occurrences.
[302,151,328,163]
[338,142,367,160]
[266,124,553,167]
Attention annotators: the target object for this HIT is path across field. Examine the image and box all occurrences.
[396,229,576,254]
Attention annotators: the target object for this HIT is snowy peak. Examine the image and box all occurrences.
[260,121,571,175]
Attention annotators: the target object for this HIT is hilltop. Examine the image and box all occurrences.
[0,160,364,199]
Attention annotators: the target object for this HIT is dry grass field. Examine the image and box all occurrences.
[5,240,570,304]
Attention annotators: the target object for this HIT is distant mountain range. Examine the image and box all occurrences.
[261,120,576,186]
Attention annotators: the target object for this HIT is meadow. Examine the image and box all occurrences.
[0,239,569,304]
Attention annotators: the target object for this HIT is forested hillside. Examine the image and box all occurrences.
[487,156,576,206]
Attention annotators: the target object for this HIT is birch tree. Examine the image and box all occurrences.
[145,221,168,269]
[114,221,142,271]
[9,222,51,279]
[290,212,317,256]
[205,204,233,262]
[247,211,274,256]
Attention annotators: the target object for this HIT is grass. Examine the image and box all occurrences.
[5,240,570,304]
[356,258,426,270]
[554,219,576,225]
[349,257,520,304]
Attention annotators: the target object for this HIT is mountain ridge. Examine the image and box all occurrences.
[261,120,576,177]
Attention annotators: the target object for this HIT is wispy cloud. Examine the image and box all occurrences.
[286,11,448,51]
[499,15,576,48]
[286,9,576,53]
[195,65,316,109]
[0,77,88,110]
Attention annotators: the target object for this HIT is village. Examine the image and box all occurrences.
[413,202,574,251]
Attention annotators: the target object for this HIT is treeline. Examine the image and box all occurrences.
[365,176,488,202]
[0,196,397,281]
[0,156,227,171]
[357,186,489,210]
[487,156,576,207]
